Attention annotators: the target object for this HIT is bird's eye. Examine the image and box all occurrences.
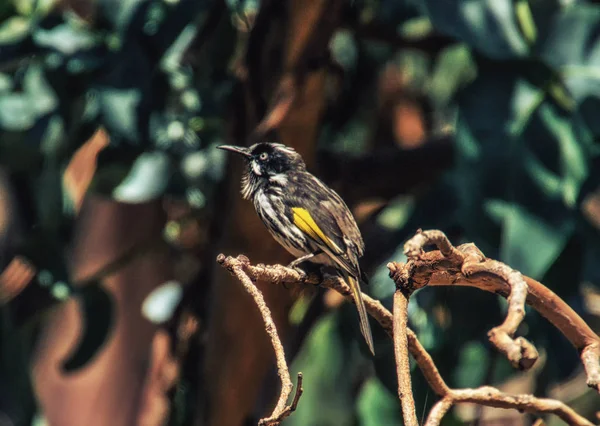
[259,152,268,161]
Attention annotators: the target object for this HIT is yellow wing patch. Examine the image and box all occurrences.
[291,207,342,253]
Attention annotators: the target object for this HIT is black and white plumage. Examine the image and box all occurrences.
[218,142,375,355]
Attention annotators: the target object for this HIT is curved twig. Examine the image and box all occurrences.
[425,387,594,426]
[465,259,538,370]
[218,231,600,426]
[391,229,600,391]
[217,254,303,426]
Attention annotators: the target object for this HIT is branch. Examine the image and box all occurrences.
[391,229,600,390]
[249,0,343,141]
[216,254,303,426]
[403,230,538,370]
[425,387,594,426]
[393,289,418,426]
[251,74,297,141]
[363,283,592,426]
[0,256,36,304]
[215,252,593,425]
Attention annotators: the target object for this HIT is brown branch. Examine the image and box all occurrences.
[351,277,592,426]
[424,387,594,426]
[391,229,600,391]
[216,253,593,425]
[204,0,335,417]
[249,0,343,141]
[0,256,36,304]
[64,127,109,213]
[426,397,453,426]
[461,255,538,370]
[216,254,303,426]
[251,74,297,141]
[393,290,418,426]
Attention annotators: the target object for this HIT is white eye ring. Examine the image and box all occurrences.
[259,152,268,160]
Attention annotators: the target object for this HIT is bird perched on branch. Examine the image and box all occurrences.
[218,142,374,355]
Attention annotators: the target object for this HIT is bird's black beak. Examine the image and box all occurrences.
[217,145,252,159]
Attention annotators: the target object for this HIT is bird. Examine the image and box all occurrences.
[218,142,374,355]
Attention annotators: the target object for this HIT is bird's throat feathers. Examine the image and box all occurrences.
[241,168,259,200]
[241,168,289,200]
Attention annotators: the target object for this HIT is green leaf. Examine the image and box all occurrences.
[452,341,490,388]
[0,73,12,91]
[522,148,563,199]
[33,23,100,54]
[538,4,600,104]
[515,0,537,45]
[99,0,148,34]
[422,0,529,59]
[429,44,477,108]
[0,16,30,44]
[486,200,574,278]
[454,61,592,270]
[13,0,56,17]
[453,67,525,253]
[538,103,589,208]
[356,377,402,426]
[0,94,39,130]
[0,65,57,131]
[160,23,199,72]
[141,280,183,324]
[98,88,142,141]
[376,196,415,231]
[112,152,172,203]
[329,30,358,71]
[287,314,361,426]
[508,77,545,136]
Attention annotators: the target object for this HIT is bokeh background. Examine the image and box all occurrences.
[0,0,600,425]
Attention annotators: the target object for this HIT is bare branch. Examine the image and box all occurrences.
[425,387,595,426]
[581,343,600,391]
[391,229,600,392]
[216,254,302,426]
[468,259,538,370]
[217,251,594,425]
[251,74,297,140]
[403,229,463,261]
[393,290,418,426]
[425,398,453,426]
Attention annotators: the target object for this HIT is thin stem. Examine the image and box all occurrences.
[393,290,418,426]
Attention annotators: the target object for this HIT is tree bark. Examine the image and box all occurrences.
[202,1,339,425]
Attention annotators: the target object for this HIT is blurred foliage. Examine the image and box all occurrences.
[0,0,600,424]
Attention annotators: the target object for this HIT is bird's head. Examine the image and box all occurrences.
[218,142,305,198]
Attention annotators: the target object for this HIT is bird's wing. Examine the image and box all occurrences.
[288,174,374,354]
[287,174,364,276]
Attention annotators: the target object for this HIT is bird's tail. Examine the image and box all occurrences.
[347,274,375,355]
